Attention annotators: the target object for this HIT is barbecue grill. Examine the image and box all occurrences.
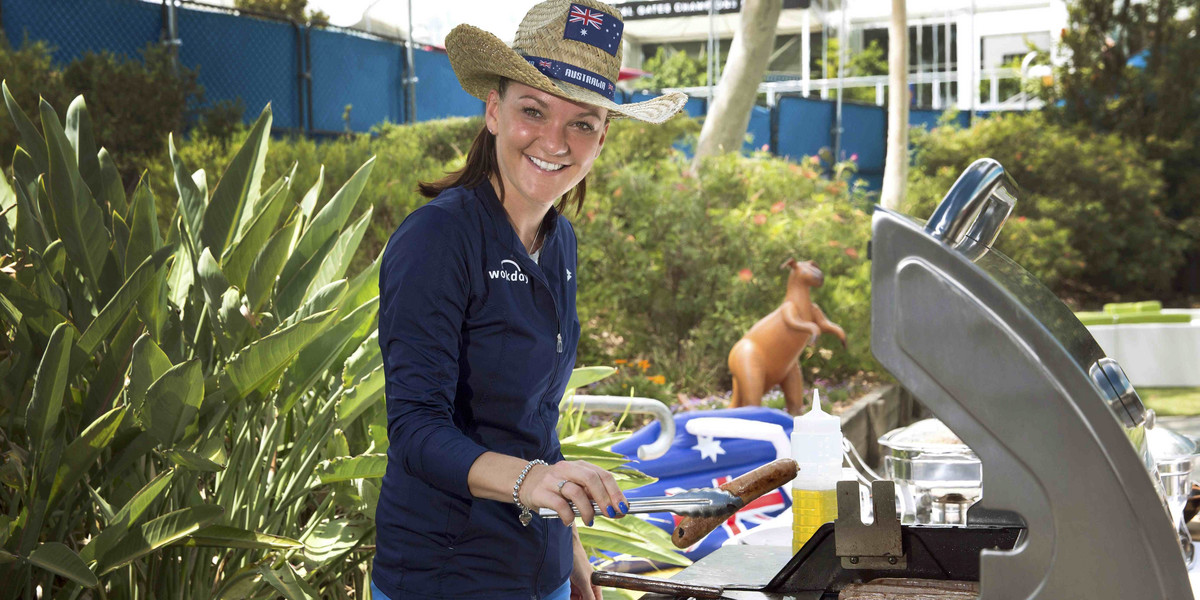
[595,159,1193,600]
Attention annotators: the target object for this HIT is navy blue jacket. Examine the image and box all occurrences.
[374,183,580,600]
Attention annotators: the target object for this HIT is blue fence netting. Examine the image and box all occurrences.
[1,0,992,189]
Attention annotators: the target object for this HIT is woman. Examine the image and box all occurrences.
[373,1,686,599]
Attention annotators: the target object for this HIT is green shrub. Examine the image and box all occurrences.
[578,120,877,395]
[905,111,1185,303]
[0,38,222,187]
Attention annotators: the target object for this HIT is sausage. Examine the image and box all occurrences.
[671,458,799,548]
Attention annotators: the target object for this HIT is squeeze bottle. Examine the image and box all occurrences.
[791,389,843,553]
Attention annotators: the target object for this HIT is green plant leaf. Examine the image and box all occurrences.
[245,219,296,313]
[0,275,68,338]
[10,165,48,253]
[47,406,127,514]
[285,279,347,327]
[565,366,617,391]
[277,157,375,314]
[335,365,384,426]
[128,334,173,412]
[26,322,75,455]
[303,518,371,566]
[175,525,302,550]
[40,98,111,287]
[258,562,318,600]
[163,448,225,472]
[169,134,206,250]
[223,309,337,397]
[143,360,204,447]
[278,299,377,414]
[224,168,292,288]
[200,105,271,257]
[166,215,196,309]
[124,176,162,277]
[81,469,176,563]
[28,542,98,588]
[293,166,323,248]
[0,170,15,250]
[302,207,372,309]
[341,330,381,387]
[96,148,127,219]
[65,96,101,202]
[316,454,386,483]
[78,246,173,355]
[96,504,224,575]
[2,81,48,173]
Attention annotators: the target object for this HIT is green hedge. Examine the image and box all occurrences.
[906,111,1188,302]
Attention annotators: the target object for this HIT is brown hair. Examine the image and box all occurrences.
[418,78,589,216]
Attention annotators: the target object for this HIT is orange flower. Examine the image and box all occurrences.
[615,359,628,364]
[613,187,623,198]
[647,375,666,385]
[770,201,785,213]
[753,214,767,226]
[638,359,650,371]
[845,247,860,259]
[831,213,845,223]
[827,239,842,248]
[803,170,818,180]
[738,269,754,282]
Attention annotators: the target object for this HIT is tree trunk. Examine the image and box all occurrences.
[693,0,784,163]
[880,0,908,210]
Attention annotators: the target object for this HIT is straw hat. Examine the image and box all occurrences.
[445,0,687,124]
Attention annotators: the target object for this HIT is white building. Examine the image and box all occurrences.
[616,0,1069,111]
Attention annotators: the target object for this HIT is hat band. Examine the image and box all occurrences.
[524,55,615,100]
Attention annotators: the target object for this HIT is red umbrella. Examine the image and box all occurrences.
[618,67,649,81]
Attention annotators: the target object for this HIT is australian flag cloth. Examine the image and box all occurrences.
[563,3,623,56]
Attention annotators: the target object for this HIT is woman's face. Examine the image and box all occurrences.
[485,81,609,210]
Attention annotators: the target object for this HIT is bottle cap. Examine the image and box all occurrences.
[793,389,841,434]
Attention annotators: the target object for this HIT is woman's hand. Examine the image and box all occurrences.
[570,525,603,600]
[520,460,628,526]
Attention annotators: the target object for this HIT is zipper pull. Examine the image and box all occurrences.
[556,333,563,354]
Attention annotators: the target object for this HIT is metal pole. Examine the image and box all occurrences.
[969,0,976,122]
[707,0,716,96]
[406,0,418,122]
[916,19,923,107]
[932,19,940,109]
[164,0,181,73]
[820,0,828,99]
[834,0,846,160]
[801,8,811,96]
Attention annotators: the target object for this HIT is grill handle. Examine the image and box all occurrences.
[924,158,1018,261]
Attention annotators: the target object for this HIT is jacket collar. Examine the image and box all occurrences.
[472,182,560,255]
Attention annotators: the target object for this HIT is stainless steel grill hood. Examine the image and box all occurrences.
[870,158,1190,599]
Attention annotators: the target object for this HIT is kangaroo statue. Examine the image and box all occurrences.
[728,258,847,415]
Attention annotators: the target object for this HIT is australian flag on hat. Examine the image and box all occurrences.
[563,3,623,56]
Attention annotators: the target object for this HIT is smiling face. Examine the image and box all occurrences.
[484,80,609,211]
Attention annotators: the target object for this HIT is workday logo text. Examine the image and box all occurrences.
[489,259,529,284]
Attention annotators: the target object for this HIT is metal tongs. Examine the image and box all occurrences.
[539,488,744,519]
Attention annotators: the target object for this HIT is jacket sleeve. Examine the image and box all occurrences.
[378,205,488,499]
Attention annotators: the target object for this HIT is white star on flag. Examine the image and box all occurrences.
[691,435,725,463]
[580,28,588,36]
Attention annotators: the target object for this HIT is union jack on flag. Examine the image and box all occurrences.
[569,5,604,29]
[539,59,552,69]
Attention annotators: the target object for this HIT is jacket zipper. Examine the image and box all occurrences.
[517,241,563,597]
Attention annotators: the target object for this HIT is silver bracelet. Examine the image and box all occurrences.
[513,459,547,526]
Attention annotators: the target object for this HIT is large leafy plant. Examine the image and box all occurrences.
[0,83,384,599]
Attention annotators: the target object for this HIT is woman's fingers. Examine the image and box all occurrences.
[525,460,629,525]
[560,481,596,525]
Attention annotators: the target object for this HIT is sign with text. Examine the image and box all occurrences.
[616,0,810,21]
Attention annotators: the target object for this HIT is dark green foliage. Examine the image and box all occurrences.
[906,111,1185,303]
[1040,0,1200,293]
[632,47,709,90]
[0,37,224,186]
[578,118,877,394]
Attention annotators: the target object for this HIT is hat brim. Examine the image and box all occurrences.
[445,24,687,124]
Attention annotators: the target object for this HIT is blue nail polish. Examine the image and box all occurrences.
[619,501,628,514]
[587,518,594,527]
[606,506,615,518]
